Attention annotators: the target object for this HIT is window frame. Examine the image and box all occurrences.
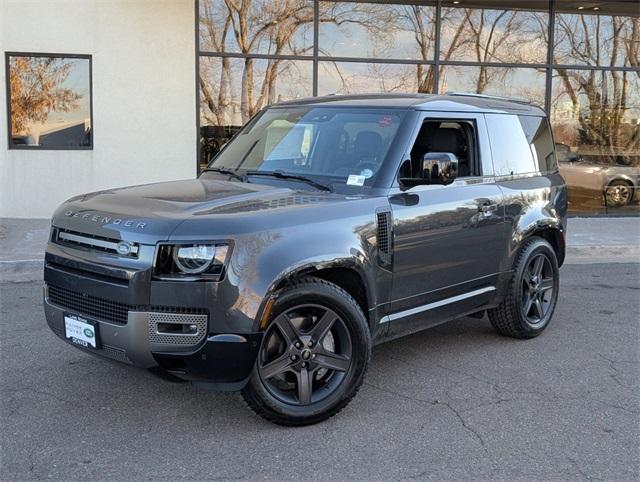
[5,52,94,151]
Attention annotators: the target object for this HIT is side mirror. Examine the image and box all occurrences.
[422,152,458,185]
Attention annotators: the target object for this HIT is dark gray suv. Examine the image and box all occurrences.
[43,93,567,425]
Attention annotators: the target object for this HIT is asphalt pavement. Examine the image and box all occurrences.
[1,263,639,481]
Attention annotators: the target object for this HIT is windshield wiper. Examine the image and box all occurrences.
[203,167,247,183]
[245,170,333,192]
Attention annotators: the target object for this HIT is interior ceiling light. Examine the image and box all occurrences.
[593,6,600,10]
[577,6,585,10]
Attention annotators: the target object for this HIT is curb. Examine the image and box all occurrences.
[564,245,640,264]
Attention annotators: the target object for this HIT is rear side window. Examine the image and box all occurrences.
[485,113,536,176]
[518,115,557,172]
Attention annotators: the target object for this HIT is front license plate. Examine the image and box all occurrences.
[64,314,100,349]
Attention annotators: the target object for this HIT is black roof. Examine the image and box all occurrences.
[274,92,546,116]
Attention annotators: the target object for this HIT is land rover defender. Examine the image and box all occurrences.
[44,93,567,425]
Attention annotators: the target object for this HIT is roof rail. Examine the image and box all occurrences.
[445,91,532,105]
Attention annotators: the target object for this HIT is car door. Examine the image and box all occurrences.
[385,112,508,337]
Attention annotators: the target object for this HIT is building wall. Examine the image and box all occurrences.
[0,0,196,218]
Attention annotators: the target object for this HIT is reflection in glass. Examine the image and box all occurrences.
[199,0,314,55]
[552,69,639,213]
[8,55,91,148]
[440,5,548,64]
[554,13,640,67]
[199,57,312,166]
[318,61,434,95]
[438,65,546,106]
[318,2,436,60]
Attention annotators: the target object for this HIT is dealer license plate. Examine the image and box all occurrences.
[64,314,99,349]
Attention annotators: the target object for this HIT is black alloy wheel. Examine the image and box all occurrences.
[488,237,559,339]
[257,304,352,405]
[521,253,555,325]
[242,277,370,426]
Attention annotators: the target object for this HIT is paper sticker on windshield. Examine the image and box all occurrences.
[347,174,366,186]
[378,115,394,127]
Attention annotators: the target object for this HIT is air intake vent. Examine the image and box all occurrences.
[376,210,393,267]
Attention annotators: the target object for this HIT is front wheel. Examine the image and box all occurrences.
[488,238,559,339]
[241,277,371,426]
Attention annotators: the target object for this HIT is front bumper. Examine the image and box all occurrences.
[43,285,262,387]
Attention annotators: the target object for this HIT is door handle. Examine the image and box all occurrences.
[477,198,498,216]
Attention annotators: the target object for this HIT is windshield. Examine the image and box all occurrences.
[208,107,406,184]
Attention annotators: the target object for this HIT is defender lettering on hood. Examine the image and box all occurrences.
[64,210,147,229]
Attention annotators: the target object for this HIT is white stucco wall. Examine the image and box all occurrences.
[0,0,196,218]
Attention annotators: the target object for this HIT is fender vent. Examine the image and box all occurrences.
[376,210,393,267]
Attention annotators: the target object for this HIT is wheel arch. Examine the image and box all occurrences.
[258,261,374,332]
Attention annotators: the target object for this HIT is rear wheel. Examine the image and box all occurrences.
[605,179,634,207]
[241,278,370,426]
[488,238,559,339]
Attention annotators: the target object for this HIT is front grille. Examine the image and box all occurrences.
[53,228,139,258]
[48,284,131,324]
[47,284,208,325]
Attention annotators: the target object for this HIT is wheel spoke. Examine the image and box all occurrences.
[531,255,544,277]
[260,353,293,379]
[315,350,350,372]
[523,295,533,317]
[273,313,300,345]
[310,310,336,342]
[296,367,313,404]
[539,277,554,292]
[533,297,544,319]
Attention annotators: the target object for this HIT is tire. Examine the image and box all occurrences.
[605,179,634,207]
[241,277,371,426]
[488,237,559,339]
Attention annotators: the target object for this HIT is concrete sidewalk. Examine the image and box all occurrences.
[1,216,638,282]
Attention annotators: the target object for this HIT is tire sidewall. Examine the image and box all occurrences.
[513,239,560,335]
[245,279,370,423]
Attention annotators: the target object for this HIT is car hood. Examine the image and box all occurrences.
[52,176,366,243]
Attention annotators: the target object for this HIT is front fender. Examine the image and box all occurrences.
[224,216,384,333]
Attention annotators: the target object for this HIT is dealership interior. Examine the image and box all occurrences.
[198,0,639,214]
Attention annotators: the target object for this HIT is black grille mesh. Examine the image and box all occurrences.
[376,211,392,266]
[48,285,132,324]
[47,284,207,325]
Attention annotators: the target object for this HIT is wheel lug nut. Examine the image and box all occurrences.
[308,341,314,347]
[295,342,302,349]
[312,354,316,359]
[301,362,307,368]
[290,355,297,361]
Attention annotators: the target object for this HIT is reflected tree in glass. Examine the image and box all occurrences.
[9,57,83,139]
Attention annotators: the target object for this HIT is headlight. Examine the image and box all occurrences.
[173,245,216,274]
[155,243,230,280]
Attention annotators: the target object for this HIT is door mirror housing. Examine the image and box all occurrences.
[422,152,458,185]
[399,152,459,188]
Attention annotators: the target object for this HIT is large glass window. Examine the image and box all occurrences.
[440,3,548,64]
[551,69,639,213]
[199,0,314,55]
[318,2,436,60]
[197,1,640,215]
[6,53,92,149]
[318,61,433,95]
[554,13,639,67]
[438,65,546,106]
[199,57,312,167]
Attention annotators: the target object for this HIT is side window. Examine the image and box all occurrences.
[408,120,477,178]
[485,114,536,176]
[518,115,557,172]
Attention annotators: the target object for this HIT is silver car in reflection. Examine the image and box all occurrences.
[556,143,640,207]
